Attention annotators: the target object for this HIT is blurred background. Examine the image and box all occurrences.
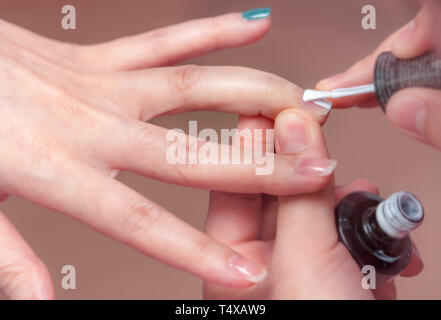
[0,0,438,299]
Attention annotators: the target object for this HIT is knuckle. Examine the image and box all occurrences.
[122,200,162,237]
[171,162,192,186]
[0,260,30,298]
[169,65,202,99]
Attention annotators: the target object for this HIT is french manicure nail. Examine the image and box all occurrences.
[228,254,267,283]
[276,113,311,154]
[301,99,331,116]
[387,94,426,138]
[242,7,271,21]
[296,157,337,177]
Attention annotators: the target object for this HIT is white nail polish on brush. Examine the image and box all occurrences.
[303,84,376,106]
[304,51,441,112]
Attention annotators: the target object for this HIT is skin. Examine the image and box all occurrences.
[204,111,423,300]
[316,0,441,150]
[0,13,336,299]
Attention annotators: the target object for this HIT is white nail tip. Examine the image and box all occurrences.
[313,98,333,110]
[247,269,268,283]
[303,84,376,111]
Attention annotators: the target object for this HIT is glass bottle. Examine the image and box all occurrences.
[335,191,424,286]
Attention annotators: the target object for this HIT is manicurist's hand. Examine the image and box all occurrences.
[204,111,423,299]
[0,10,333,299]
[316,0,441,150]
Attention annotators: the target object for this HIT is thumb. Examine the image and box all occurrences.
[386,88,441,150]
[273,108,337,269]
[269,110,372,299]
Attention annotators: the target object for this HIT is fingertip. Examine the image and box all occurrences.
[349,179,379,195]
[224,252,268,288]
[386,90,426,140]
[221,11,271,45]
[241,7,272,23]
[335,179,379,203]
[401,242,424,278]
[315,72,346,91]
[32,261,55,300]
[391,17,432,59]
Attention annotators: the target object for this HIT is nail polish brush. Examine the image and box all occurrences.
[304,51,441,111]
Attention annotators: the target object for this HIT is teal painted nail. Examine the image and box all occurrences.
[242,7,271,21]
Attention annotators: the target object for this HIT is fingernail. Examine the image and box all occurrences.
[387,94,426,138]
[276,113,311,154]
[296,157,337,177]
[392,20,415,50]
[228,254,267,283]
[242,7,271,21]
[301,99,331,116]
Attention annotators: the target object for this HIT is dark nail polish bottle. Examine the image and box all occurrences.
[335,191,424,286]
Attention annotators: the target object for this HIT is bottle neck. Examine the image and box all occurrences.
[375,191,424,239]
[358,192,424,248]
[360,208,394,246]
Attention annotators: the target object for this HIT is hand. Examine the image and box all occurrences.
[204,110,423,299]
[0,12,333,299]
[316,0,441,150]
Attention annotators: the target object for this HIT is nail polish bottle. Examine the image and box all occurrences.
[335,191,424,286]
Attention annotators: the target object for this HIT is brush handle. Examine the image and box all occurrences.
[374,51,441,111]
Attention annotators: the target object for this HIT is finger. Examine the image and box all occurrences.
[0,211,54,300]
[0,192,9,202]
[274,108,337,255]
[8,162,266,288]
[108,120,335,196]
[334,179,379,203]
[206,115,272,246]
[81,12,271,71]
[270,110,373,298]
[97,65,330,122]
[391,2,440,59]
[0,19,78,69]
[373,281,397,300]
[401,241,424,277]
[315,24,407,109]
[259,194,278,241]
[385,88,441,150]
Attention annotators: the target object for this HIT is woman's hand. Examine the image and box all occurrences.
[0,11,334,299]
[204,110,423,299]
[316,0,441,150]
